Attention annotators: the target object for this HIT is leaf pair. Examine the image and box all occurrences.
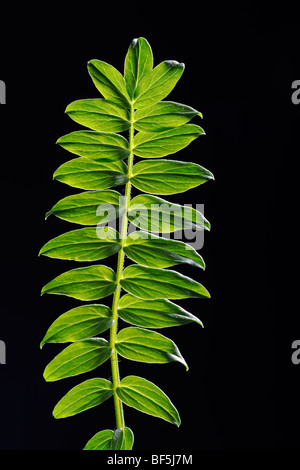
[40,227,205,268]
[40,295,202,350]
[45,190,210,233]
[57,123,204,163]
[43,327,187,382]
[53,374,179,430]
[54,155,213,195]
[41,264,210,302]
[66,99,202,133]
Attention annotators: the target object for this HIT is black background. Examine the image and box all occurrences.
[0,5,299,453]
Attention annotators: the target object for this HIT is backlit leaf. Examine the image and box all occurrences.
[87,59,131,108]
[133,124,204,158]
[134,61,184,109]
[118,294,203,329]
[56,130,130,162]
[39,227,121,262]
[40,304,113,348]
[41,265,116,301]
[43,339,112,381]
[134,101,202,132]
[124,231,205,269]
[45,190,123,226]
[83,430,114,450]
[128,194,210,233]
[53,158,128,191]
[124,37,153,99]
[131,159,214,195]
[53,378,113,418]
[116,327,188,369]
[65,99,130,132]
[116,375,180,426]
[121,265,210,300]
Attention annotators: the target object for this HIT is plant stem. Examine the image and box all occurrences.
[109,103,135,429]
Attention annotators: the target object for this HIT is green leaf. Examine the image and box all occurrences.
[45,190,124,226]
[43,339,112,382]
[83,429,114,450]
[128,194,210,233]
[116,375,180,426]
[39,227,121,262]
[87,59,131,108]
[40,304,113,348]
[56,130,130,162]
[121,265,210,300]
[124,231,205,269]
[131,159,214,195]
[53,378,113,418]
[110,427,134,450]
[53,157,129,191]
[133,124,204,158]
[124,37,153,99]
[134,101,202,132]
[116,327,188,369]
[134,61,184,109]
[118,294,203,329]
[41,265,116,301]
[65,99,130,132]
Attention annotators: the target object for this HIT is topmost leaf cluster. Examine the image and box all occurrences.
[55,37,211,165]
[89,37,184,110]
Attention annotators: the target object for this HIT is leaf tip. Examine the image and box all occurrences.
[87,59,97,71]
[40,284,48,296]
[204,219,211,231]
[173,418,181,427]
[131,38,138,48]
[43,369,55,382]
[201,259,206,270]
[42,370,48,381]
[52,408,60,419]
[179,355,189,371]
[64,104,70,114]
